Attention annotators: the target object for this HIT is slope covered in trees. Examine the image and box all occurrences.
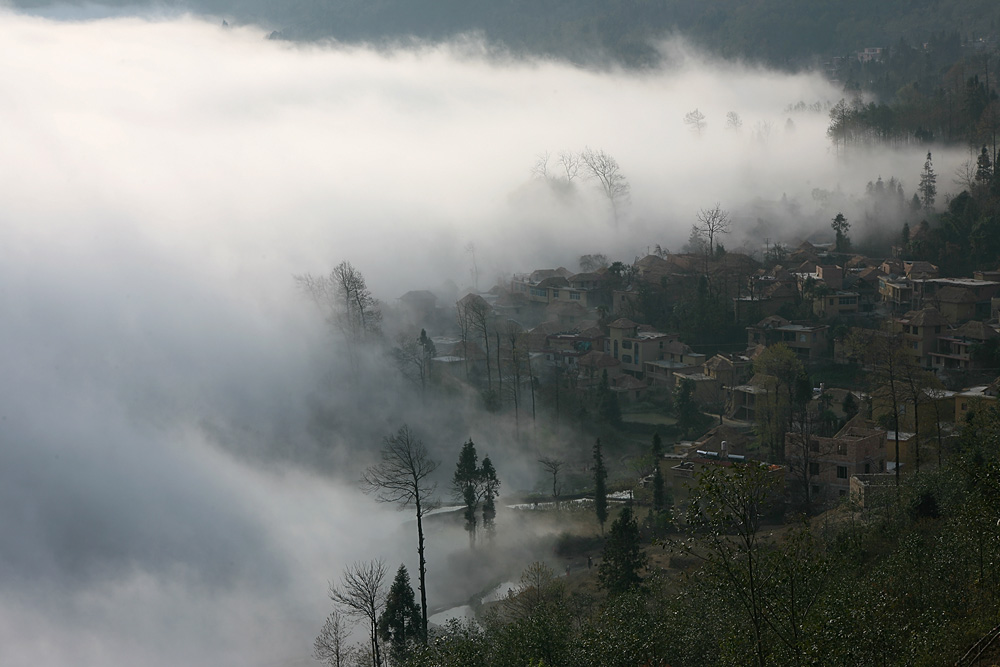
[11,0,1000,70]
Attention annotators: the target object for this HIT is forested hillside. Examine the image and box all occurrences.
[13,0,1000,69]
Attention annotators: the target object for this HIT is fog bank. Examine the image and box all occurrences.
[0,10,971,666]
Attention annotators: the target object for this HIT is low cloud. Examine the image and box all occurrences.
[0,10,972,665]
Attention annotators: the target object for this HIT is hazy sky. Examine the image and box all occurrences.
[0,9,972,666]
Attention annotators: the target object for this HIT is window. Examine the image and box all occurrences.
[837,443,847,455]
[530,287,546,298]
[552,289,559,298]
[622,340,632,350]
[864,463,870,473]
[809,462,819,476]
[837,465,848,479]
[810,440,819,452]
[799,334,806,342]
[622,354,632,363]
[570,292,580,300]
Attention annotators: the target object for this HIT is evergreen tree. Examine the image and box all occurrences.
[453,440,479,545]
[479,455,500,537]
[598,505,648,595]
[593,438,608,534]
[831,212,851,252]
[976,145,994,186]
[378,565,421,666]
[919,151,937,212]
[674,377,702,436]
[418,328,436,388]
[597,368,622,426]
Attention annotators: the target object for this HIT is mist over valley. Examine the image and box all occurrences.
[0,4,993,666]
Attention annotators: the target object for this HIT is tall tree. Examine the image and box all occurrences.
[392,330,434,399]
[295,260,383,374]
[361,426,439,640]
[378,565,421,667]
[919,151,937,212]
[673,377,702,436]
[598,504,648,596]
[753,343,808,463]
[684,108,707,136]
[695,203,731,257]
[452,439,480,546]
[597,368,622,426]
[456,294,493,391]
[726,110,743,132]
[831,212,851,252]
[539,457,564,507]
[314,610,355,667]
[651,432,666,512]
[593,438,609,534]
[684,464,784,667]
[480,455,500,538]
[848,330,909,487]
[328,559,388,667]
[580,147,631,224]
[976,145,994,187]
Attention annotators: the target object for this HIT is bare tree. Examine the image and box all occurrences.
[684,108,707,136]
[361,426,439,641]
[457,293,493,391]
[391,329,435,400]
[726,111,743,132]
[557,150,581,182]
[464,242,480,291]
[579,253,608,272]
[530,151,551,179]
[695,204,732,256]
[501,319,527,432]
[848,329,908,488]
[580,147,631,224]
[784,412,838,515]
[296,261,383,355]
[314,610,356,667]
[538,457,564,507]
[754,119,774,145]
[328,560,388,667]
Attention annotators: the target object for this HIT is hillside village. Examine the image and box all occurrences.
[400,240,1000,515]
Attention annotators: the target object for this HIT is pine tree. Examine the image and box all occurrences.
[976,145,993,186]
[593,439,608,534]
[597,505,647,595]
[453,440,479,545]
[919,151,937,212]
[831,212,851,252]
[479,455,500,538]
[597,369,622,426]
[378,565,421,666]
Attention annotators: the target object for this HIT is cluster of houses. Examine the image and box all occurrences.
[398,242,1000,510]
